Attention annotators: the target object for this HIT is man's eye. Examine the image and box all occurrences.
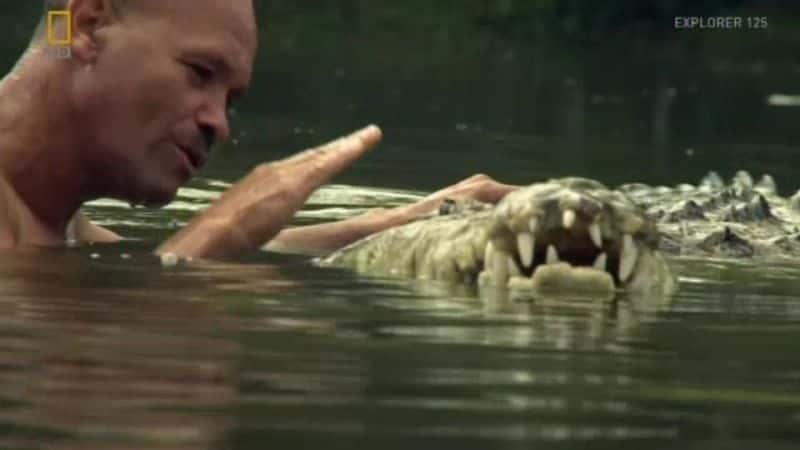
[187,63,213,82]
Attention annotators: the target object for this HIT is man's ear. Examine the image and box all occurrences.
[69,0,117,63]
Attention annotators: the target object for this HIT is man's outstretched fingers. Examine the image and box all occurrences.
[283,125,382,178]
[274,125,383,202]
[157,125,383,259]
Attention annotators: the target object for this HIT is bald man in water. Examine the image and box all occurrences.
[0,0,515,259]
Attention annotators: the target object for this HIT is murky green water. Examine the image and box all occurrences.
[2,156,800,449]
[1,1,800,449]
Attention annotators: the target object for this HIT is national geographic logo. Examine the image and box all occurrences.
[45,10,72,59]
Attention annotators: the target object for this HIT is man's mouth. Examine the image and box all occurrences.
[175,143,207,172]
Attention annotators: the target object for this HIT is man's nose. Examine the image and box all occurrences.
[196,96,231,145]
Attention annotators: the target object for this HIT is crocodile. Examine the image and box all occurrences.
[317,171,800,298]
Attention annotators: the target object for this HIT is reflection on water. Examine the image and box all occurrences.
[0,250,245,449]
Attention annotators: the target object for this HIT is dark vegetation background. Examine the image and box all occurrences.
[1,1,798,191]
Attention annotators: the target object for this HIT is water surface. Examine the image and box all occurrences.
[2,164,800,449]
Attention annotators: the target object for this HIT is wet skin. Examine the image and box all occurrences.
[0,0,517,258]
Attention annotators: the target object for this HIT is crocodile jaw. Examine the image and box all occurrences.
[318,178,675,298]
[476,180,674,297]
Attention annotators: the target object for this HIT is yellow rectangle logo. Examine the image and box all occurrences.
[47,10,72,45]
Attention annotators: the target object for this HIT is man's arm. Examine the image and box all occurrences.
[77,131,516,258]
[156,125,383,259]
[265,174,520,255]
[70,211,123,243]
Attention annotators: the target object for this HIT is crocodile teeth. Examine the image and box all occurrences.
[507,255,521,277]
[492,250,510,283]
[517,232,534,268]
[618,234,638,282]
[589,223,603,248]
[529,217,538,233]
[484,241,495,270]
[592,252,607,271]
[546,245,559,265]
[562,209,576,229]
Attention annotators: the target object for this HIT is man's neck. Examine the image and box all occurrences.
[0,46,89,241]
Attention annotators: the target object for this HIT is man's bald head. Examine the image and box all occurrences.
[43,0,128,14]
[35,0,131,41]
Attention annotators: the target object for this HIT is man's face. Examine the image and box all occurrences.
[72,0,257,206]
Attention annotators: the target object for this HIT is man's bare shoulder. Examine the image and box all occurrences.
[0,193,116,247]
[69,211,123,243]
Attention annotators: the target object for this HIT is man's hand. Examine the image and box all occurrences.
[404,173,520,217]
[157,125,383,259]
[266,173,520,256]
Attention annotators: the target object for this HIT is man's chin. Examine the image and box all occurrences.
[128,185,179,209]
[139,197,174,208]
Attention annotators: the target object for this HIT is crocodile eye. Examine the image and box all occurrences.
[439,198,457,216]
